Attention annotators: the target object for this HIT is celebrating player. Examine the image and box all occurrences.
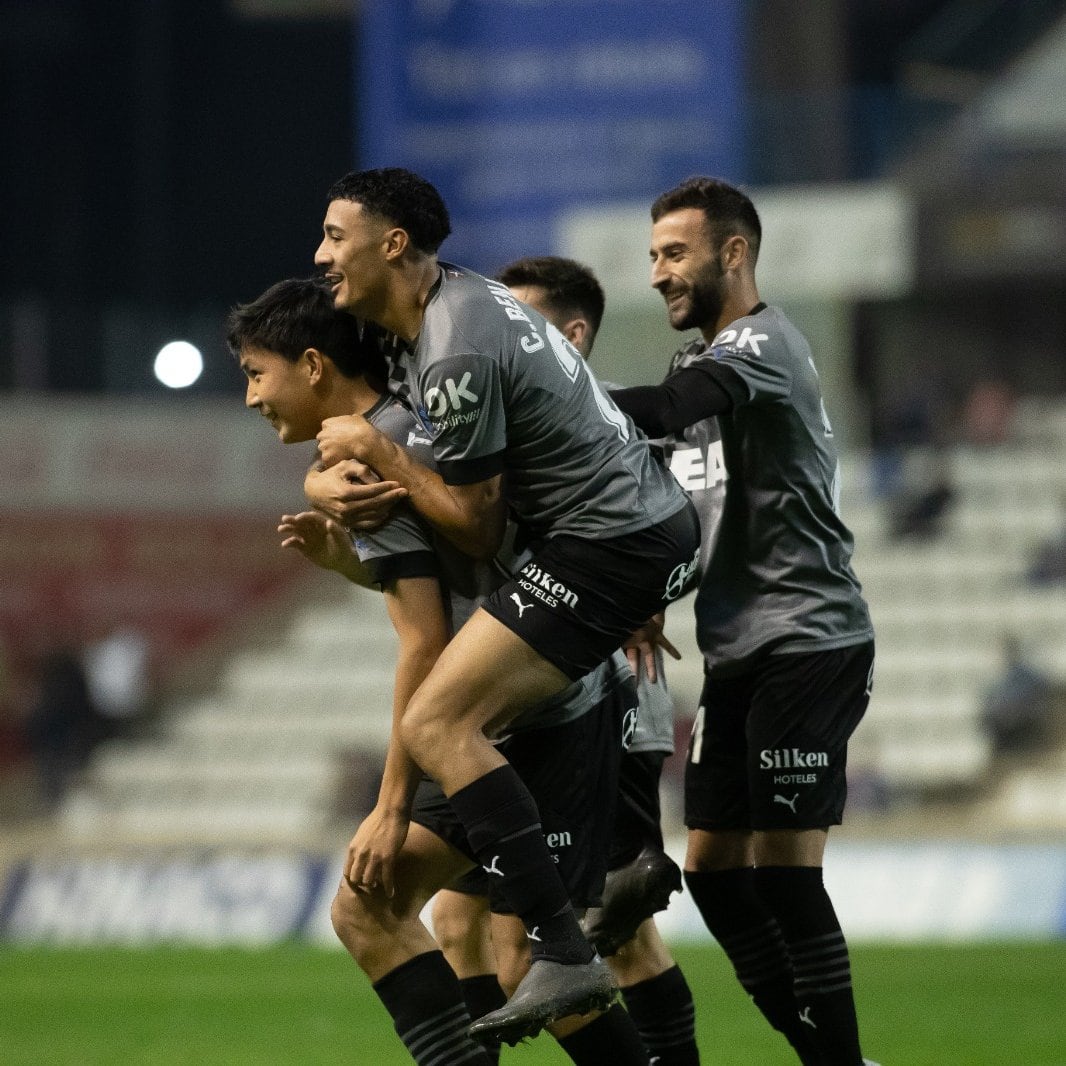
[311,168,701,1044]
[610,177,878,1066]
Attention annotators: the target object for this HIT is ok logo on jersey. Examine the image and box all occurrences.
[713,326,769,355]
[424,373,479,418]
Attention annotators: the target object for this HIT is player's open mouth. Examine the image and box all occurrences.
[324,274,342,291]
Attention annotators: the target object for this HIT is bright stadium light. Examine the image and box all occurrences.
[153,340,204,389]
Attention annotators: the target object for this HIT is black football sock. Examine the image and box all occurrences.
[448,765,594,965]
[458,975,506,1065]
[373,951,493,1065]
[620,964,700,1065]
[755,865,863,1066]
[555,1002,649,1065]
[685,868,820,1065]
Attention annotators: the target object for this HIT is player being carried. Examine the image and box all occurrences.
[230,276,663,1064]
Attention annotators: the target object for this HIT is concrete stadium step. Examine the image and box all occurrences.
[162,710,394,753]
[218,659,395,700]
[59,793,325,840]
[88,745,337,785]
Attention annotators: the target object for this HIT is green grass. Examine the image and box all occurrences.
[0,941,1064,1064]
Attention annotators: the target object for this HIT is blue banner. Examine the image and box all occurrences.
[357,0,747,273]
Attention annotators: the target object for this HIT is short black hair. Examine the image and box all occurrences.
[225,277,386,381]
[326,167,451,254]
[651,176,762,262]
[495,256,606,336]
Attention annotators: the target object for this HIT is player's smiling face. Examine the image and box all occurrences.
[240,344,321,444]
[314,199,390,315]
[650,207,726,333]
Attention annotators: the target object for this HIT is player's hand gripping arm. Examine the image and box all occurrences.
[305,459,408,533]
[317,414,506,561]
[344,575,450,898]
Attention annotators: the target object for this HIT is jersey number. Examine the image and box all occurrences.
[689,705,705,764]
[547,324,629,442]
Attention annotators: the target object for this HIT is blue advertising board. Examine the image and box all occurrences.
[357,0,747,273]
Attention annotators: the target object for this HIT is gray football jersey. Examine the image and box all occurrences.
[386,264,688,541]
[352,393,627,734]
[674,306,873,673]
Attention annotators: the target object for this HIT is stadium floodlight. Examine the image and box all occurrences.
[153,340,204,389]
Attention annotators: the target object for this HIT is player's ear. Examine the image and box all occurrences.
[382,226,410,261]
[563,317,590,357]
[302,347,327,384]
[722,233,749,272]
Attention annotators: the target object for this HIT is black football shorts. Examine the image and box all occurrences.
[480,501,701,680]
[685,641,875,832]
[607,750,667,870]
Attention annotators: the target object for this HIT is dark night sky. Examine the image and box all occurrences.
[1,0,356,389]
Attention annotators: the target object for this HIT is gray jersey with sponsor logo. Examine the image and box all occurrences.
[674,306,873,673]
[352,393,630,733]
[385,264,688,542]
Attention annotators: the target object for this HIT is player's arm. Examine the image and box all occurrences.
[305,459,408,533]
[347,574,450,897]
[277,510,374,588]
[609,361,747,438]
[316,414,506,561]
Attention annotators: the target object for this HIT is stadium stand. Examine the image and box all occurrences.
[44,403,1066,843]
[57,581,396,844]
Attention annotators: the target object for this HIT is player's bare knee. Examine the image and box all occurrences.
[330,879,375,955]
[398,695,458,771]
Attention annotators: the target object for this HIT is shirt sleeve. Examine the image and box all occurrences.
[609,362,746,437]
[419,352,506,485]
[352,505,439,588]
[705,321,793,404]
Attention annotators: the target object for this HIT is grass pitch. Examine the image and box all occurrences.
[1,940,1064,1064]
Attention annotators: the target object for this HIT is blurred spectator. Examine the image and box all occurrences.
[888,449,956,540]
[83,626,155,734]
[960,377,1017,447]
[868,388,945,500]
[24,648,108,808]
[1027,495,1066,586]
[979,634,1056,756]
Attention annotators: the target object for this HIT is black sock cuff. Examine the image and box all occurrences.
[685,865,772,929]
[457,973,507,1016]
[373,950,463,1029]
[754,865,826,911]
[684,866,757,893]
[447,765,541,851]
[755,865,823,887]
[621,962,689,1004]
[556,1002,646,1065]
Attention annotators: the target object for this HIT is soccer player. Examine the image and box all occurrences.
[310,167,701,1043]
[609,177,878,1066]
[228,277,650,1066]
[494,255,700,1065]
